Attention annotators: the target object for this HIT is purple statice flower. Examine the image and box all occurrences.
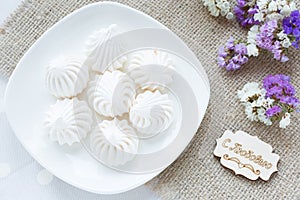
[291,38,300,49]
[226,36,235,50]
[256,20,278,51]
[282,10,300,36]
[218,36,249,71]
[263,74,290,90]
[263,74,299,109]
[257,20,289,62]
[280,96,300,108]
[282,10,300,49]
[234,0,260,28]
[235,43,247,54]
[272,41,289,62]
[266,105,282,118]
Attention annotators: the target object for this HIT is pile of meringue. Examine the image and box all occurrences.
[44,24,175,166]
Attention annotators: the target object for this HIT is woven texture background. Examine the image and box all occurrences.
[1,0,300,199]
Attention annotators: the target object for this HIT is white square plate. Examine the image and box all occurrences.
[5,2,210,194]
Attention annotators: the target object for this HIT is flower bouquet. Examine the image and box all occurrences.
[202,0,299,128]
[238,74,299,128]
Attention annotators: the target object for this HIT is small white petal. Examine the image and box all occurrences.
[267,13,284,21]
[254,12,265,22]
[277,30,287,40]
[289,2,297,11]
[247,44,259,57]
[280,5,291,16]
[282,39,291,48]
[238,82,262,102]
[268,1,278,12]
[257,0,269,9]
[220,10,228,16]
[226,12,234,19]
[279,113,291,128]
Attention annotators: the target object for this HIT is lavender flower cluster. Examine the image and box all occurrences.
[264,74,299,110]
[234,0,260,28]
[238,74,299,128]
[204,1,300,128]
[283,10,300,49]
[256,20,289,62]
[218,37,248,70]
[216,0,299,71]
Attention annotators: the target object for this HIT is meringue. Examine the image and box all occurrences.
[107,55,128,72]
[129,90,174,138]
[90,119,139,166]
[125,49,174,91]
[87,70,136,117]
[46,56,89,99]
[84,24,125,73]
[44,98,93,146]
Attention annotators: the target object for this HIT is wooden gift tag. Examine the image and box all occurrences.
[214,130,280,181]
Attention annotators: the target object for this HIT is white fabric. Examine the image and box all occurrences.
[0,76,159,200]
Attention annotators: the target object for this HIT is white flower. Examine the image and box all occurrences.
[222,1,230,8]
[226,12,234,19]
[217,0,232,17]
[238,82,262,102]
[246,25,259,57]
[216,2,227,16]
[266,13,283,21]
[289,2,297,11]
[279,113,291,128]
[261,88,267,96]
[280,4,292,16]
[209,6,220,17]
[220,9,227,16]
[275,0,286,8]
[282,38,291,48]
[256,0,296,22]
[257,108,273,125]
[262,97,275,107]
[277,30,287,40]
[246,26,260,57]
[257,0,269,9]
[203,0,220,16]
[247,44,259,57]
[247,26,259,44]
[252,95,266,107]
[268,1,278,12]
[202,0,215,6]
[254,11,265,22]
[244,101,272,124]
[239,83,275,126]
[245,103,258,121]
[202,0,233,19]
[277,31,292,48]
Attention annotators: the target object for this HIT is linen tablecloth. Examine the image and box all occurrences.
[0,0,300,199]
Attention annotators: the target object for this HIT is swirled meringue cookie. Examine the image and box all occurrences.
[84,24,125,73]
[129,90,174,138]
[90,119,139,166]
[125,49,174,91]
[87,70,136,117]
[44,98,93,146]
[46,57,89,99]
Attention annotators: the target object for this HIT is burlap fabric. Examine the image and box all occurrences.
[1,0,299,199]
